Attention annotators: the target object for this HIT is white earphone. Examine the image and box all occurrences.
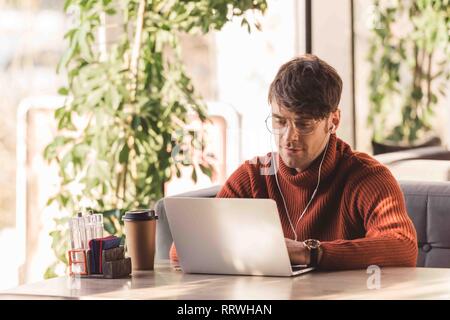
[330,124,336,133]
[270,121,334,241]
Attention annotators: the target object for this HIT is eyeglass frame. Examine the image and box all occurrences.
[265,113,325,136]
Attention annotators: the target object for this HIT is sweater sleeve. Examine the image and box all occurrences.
[216,161,254,198]
[318,164,418,270]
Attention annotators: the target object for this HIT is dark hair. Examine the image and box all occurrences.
[268,54,343,119]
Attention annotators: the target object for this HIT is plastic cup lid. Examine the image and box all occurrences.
[122,209,158,221]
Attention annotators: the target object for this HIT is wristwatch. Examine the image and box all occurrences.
[303,239,321,267]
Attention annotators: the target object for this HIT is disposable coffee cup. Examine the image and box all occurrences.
[123,209,158,270]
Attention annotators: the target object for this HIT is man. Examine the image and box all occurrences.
[170,54,418,270]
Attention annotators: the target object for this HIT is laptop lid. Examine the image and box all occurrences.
[164,197,313,277]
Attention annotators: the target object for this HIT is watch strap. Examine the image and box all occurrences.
[309,247,318,267]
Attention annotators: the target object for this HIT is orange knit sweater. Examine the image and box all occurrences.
[170,134,418,270]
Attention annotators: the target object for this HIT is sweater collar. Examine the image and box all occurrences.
[276,133,340,188]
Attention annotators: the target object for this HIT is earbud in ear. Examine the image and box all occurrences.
[329,124,336,133]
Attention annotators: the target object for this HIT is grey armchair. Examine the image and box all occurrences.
[155,181,450,268]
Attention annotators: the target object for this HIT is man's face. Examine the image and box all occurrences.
[269,102,336,172]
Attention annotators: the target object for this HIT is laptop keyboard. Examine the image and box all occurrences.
[291,264,308,271]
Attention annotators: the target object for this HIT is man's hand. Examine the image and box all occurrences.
[285,238,324,265]
[285,238,310,265]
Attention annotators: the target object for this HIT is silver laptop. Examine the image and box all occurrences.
[163,197,314,277]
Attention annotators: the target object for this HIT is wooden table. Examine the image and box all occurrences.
[2,261,450,299]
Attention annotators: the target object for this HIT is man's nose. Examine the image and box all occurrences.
[284,122,299,141]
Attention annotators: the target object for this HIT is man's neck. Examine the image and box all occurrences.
[294,162,313,173]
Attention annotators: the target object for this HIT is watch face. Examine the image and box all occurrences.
[304,239,321,249]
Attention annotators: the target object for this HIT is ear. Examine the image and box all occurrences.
[330,109,340,134]
[329,124,336,133]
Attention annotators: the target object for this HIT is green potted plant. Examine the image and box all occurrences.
[367,0,450,154]
[43,0,268,278]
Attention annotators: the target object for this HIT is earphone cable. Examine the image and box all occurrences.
[269,129,331,241]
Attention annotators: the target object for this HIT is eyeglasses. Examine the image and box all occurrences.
[265,114,321,136]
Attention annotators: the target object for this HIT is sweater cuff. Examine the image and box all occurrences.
[319,240,353,270]
[318,238,418,270]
